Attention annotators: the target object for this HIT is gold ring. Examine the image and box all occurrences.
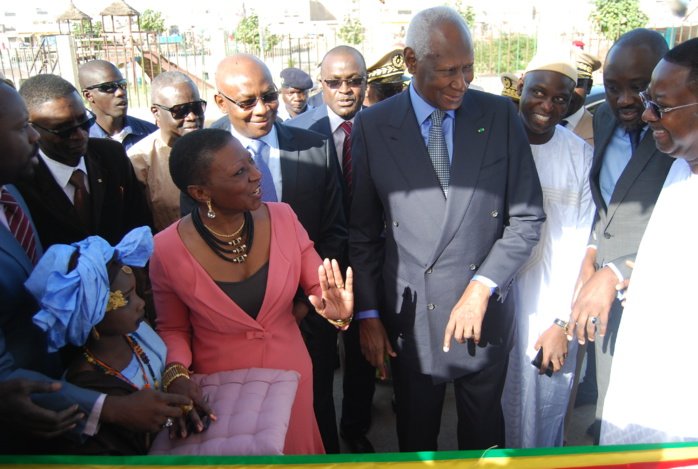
[337,283,345,289]
[181,404,194,415]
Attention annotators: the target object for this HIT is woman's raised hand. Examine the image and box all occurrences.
[309,259,353,323]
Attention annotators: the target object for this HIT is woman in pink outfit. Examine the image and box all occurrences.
[150,129,352,455]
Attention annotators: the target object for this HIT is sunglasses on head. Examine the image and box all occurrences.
[153,100,207,119]
[322,77,366,88]
[30,112,96,139]
[218,90,279,111]
[639,91,698,120]
[84,80,128,94]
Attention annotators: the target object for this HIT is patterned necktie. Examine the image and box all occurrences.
[340,121,353,196]
[428,109,450,197]
[248,140,278,202]
[1,188,38,265]
[69,169,91,230]
[629,129,642,154]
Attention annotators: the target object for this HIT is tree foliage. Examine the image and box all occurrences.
[338,16,365,45]
[140,9,166,34]
[233,12,280,52]
[72,20,102,37]
[589,0,649,42]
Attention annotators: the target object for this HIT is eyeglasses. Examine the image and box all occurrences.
[322,77,366,88]
[84,80,128,94]
[218,90,279,111]
[153,100,207,119]
[639,91,698,119]
[30,112,96,139]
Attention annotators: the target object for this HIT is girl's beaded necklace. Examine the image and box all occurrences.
[83,334,160,390]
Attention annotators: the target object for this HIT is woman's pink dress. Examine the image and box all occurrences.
[150,203,325,455]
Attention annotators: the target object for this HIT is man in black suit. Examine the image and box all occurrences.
[181,54,346,453]
[16,74,152,249]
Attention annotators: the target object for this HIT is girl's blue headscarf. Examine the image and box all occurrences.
[26,226,153,353]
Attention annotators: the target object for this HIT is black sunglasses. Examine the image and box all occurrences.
[84,80,128,94]
[30,113,96,139]
[218,90,279,111]
[153,100,207,119]
[322,77,366,88]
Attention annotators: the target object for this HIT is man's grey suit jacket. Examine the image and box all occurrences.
[349,88,546,382]
[589,102,674,280]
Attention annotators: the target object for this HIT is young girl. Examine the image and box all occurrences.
[26,227,212,454]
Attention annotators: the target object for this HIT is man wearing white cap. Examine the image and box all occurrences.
[501,52,594,448]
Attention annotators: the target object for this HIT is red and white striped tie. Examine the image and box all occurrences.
[1,188,38,265]
[340,121,353,196]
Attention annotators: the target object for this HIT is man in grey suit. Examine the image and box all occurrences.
[181,54,346,453]
[569,29,674,444]
[349,6,545,452]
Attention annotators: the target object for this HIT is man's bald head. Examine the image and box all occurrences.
[78,60,122,90]
[214,54,279,139]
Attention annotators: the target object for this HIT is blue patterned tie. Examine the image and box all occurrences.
[248,140,278,202]
[428,109,450,197]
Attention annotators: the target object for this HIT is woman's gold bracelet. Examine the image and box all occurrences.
[163,363,190,392]
[326,315,353,328]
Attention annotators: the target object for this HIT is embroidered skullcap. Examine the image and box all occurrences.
[27,226,153,352]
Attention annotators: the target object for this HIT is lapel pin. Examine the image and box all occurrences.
[478,128,485,133]
[97,179,103,183]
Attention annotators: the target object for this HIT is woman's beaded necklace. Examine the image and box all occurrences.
[83,335,160,390]
[192,206,254,263]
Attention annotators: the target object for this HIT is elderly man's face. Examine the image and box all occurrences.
[321,50,366,120]
[0,84,40,185]
[603,44,658,131]
[405,21,474,111]
[152,82,205,147]
[215,63,279,140]
[642,60,698,163]
[30,91,91,166]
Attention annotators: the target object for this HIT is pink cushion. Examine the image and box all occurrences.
[148,368,300,456]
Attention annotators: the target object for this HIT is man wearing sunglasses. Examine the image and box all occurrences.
[14,74,152,249]
[128,71,205,232]
[184,53,345,453]
[79,60,157,151]
[601,37,698,446]
[568,29,674,444]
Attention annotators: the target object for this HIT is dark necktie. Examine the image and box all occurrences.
[248,140,278,202]
[629,129,642,154]
[428,110,450,197]
[340,121,353,196]
[1,188,38,265]
[69,169,91,230]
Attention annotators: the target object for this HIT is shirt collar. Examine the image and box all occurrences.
[409,84,456,125]
[565,106,585,128]
[229,122,279,150]
[326,105,356,134]
[39,151,88,189]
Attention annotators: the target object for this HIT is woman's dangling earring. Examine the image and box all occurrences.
[207,200,216,219]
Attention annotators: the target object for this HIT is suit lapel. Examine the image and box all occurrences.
[590,106,616,213]
[382,91,447,234]
[606,132,657,222]
[32,158,84,229]
[276,123,299,206]
[84,148,105,232]
[0,225,34,275]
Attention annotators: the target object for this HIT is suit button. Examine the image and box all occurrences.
[469,264,477,271]
[604,232,611,239]
[426,268,433,274]
[491,210,498,217]
[393,220,399,227]
[427,304,435,310]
